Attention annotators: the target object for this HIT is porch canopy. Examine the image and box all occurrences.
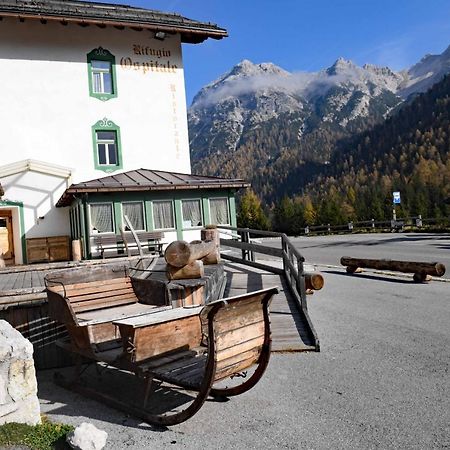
[57,169,249,207]
[0,0,228,44]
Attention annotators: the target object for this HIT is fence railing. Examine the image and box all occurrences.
[216,225,319,350]
[301,215,449,236]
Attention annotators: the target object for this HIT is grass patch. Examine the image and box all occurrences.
[0,416,74,450]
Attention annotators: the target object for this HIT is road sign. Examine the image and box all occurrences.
[393,191,401,204]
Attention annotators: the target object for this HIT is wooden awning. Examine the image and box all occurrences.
[0,0,228,44]
[57,168,249,207]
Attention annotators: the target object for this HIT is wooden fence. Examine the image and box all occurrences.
[301,215,450,236]
[217,226,319,350]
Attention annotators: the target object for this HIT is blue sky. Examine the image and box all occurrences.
[99,0,450,105]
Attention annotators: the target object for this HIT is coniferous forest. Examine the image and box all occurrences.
[237,75,450,233]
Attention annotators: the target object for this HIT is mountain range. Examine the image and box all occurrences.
[188,45,450,203]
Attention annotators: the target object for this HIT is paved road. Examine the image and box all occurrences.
[37,234,450,448]
[289,232,450,270]
[38,268,450,449]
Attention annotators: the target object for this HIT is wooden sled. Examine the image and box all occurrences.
[50,286,278,426]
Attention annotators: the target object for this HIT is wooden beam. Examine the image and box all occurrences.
[341,256,446,281]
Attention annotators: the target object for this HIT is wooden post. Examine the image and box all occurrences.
[71,240,82,262]
[304,272,324,291]
[201,227,221,264]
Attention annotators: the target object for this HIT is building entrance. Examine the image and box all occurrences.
[0,210,14,266]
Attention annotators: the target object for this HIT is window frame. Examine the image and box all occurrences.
[87,47,118,101]
[152,200,175,231]
[181,198,204,229]
[89,202,115,234]
[92,118,123,173]
[209,197,230,225]
[122,201,146,232]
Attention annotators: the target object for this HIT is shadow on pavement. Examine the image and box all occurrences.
[322,269,415,285]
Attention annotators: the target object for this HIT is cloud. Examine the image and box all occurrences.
[192,69,352,108]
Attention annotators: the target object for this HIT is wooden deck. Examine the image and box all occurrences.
[223,261,316,352]
[0,258,317,369]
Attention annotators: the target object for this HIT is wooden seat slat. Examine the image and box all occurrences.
[64,279,131,296]
[216,338,264,362]
[213,313,264,334]
[72,295,141,313]
[216,322,265,350]
[75,303,166,325]
[70,287,135,303]
[216,347,261,373]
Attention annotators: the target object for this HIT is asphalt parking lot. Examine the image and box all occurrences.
[38,238,450,449]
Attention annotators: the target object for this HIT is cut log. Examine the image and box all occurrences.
[201,228,220,250]
[341,256,446,277]
[202,249,220,265]
[304,272,324,291]
[164,240,216,268]
[166,261,204,280]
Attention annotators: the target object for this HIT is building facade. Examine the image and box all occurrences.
[0,1,246,264]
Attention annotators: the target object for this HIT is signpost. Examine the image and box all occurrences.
[392,191,400,229]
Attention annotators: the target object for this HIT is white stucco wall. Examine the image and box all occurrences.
[0,18,193,260]
[0,18,190,179]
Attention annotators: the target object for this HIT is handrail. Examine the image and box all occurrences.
[217,225,319,350]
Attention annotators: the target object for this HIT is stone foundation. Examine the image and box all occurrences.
[0,320,40,425]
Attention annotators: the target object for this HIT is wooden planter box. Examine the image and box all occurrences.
[26,236,70,263]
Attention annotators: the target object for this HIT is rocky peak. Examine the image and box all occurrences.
[326,57,357,75]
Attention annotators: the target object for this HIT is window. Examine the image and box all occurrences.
[92,119,123,172]
[152,200,175,230]
[91,60,113,94]
[210,198,230,225]
[87,47,117,101]
[96,131,118,166]
[90,203,114,233]
[123,202,145,231]
[181,199,203,228]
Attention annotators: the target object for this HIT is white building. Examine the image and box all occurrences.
[0,1,247,264]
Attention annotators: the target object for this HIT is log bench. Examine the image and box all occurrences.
[341,256,446,282]
[52,286,279,426]
[92,231,164,259]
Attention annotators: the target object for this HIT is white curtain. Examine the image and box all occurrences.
[123,202,144,230]
[90,204,113,233]
[182,199,202,227]
[92,72,102,93]
[210,198,229,225]
[153,201,174,229]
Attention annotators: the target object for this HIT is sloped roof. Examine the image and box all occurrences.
[57,169,249,206]
[0,0,227,44]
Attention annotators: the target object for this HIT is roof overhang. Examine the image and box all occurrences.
[56,169,249,207]
[0,1,228,44]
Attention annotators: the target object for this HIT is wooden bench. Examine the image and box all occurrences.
[91,231,164,259]
[45,264,170,354]
[53,286,278,426]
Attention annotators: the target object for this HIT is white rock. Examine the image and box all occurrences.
[67,422,108,450]
[0,320,40,426]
